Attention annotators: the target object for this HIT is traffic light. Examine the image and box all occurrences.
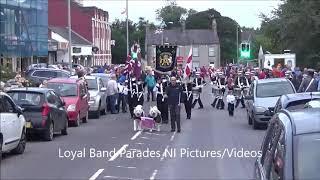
[240,42,250,59]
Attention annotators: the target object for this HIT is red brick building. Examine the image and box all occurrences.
[48,0,111,66]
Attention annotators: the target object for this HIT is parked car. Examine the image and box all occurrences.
[254,108,320,180]
[47,78,89,126]
[7,88,68,141]
[0,92,26,161]
[71,75,107,118]
[264,92,320,116]
[25,68,70,85]
[304,100,320,108]
[27,63,48,70]
[245,78,296,129]
[90,73,110,87]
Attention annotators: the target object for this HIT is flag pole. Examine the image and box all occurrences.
[126,0,129,56]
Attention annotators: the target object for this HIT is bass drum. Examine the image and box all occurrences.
[192,88,200,99]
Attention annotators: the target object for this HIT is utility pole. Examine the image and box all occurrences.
[68,0,72,69]
[126,0,129,56]
[236,26,239,65]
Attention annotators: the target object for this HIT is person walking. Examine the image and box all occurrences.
[166,77,183,133]
[107,74,119,114]
[298,69,318,93]
[144,71,156,101]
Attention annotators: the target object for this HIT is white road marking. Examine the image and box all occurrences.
[89,169,104,180]
[160,145,170,161]
[116,165,137,169]
[104,175,132,180]
[149,169,158,180]
[135,142,144,145]
[111,137,117,139]
[145,132,165,136]
[140,136,150,139]
[108,144,129,161]
[170,131,176,141]
[131,130,142,140]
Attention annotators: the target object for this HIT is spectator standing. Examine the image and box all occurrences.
[107,74,119,114]
[144,71,156,101]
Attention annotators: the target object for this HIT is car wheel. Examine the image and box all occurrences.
[0,137,3,162]
[252,116,260,130]
[247,111,253,125]
[44,121,54,141]
[74,113,80,127]
[61,117,68,135]
[12,129,26,154]
[95,104,101,119]
[82,111,88,123]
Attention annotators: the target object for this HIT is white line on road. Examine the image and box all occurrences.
[149,169,158,180]
[140,136,150,139]
[135,142,144,145]
[170,131,176,141]
[104,175,133,180]
[131,131,142,140]
[145,132,165,136]
[108,144,129,161]
[116,165,137,169]
[89,169,104,180]
[160,145,169,161]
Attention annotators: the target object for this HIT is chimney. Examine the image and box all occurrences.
[212,18,217,32]
[182,21,186,33]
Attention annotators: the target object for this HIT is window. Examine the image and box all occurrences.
[46,92,57,105]
[209,46,215,57]
[270,129,285,180]
[33,70,56,78]
[8,92,44,106]
[0,96,15,113]
[87,79,98,90]
[256,82,295,98]
[193,47,199,57]
[47,83,78,97]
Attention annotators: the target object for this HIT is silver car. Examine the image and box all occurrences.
[71,75,107,118]
[245,78,296,129]
[254,108,320,180]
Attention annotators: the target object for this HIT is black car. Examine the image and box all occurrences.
[25,68,70,85]
[264,92,320,116]
[7,88,68,141]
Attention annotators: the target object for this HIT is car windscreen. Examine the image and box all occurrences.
[294,133,320,179]
[47,83,78,97]
[86,79,98,90]
[256,82,295,98]
[8,92,44,106]
[286,98,320,111]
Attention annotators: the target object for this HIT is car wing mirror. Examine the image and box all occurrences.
[16,106,24,117]
[264,109,274,116]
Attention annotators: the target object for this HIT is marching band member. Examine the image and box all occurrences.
[234,71,250,108]
[126,76,138,118]
[192,72,205,109]
[182,78,193,119]
[216,71,226,110]
[136,78,144,105]
[155,76,169,124]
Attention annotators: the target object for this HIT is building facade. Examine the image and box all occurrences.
[146,20,220,69]
[0,0,48,72]
[48,0,111,66]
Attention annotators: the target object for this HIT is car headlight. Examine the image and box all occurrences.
[255,106,267,113]
[90,96,97,101]
[67,104,76,111]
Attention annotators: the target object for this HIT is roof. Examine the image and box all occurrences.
[7,88,53,93]
[48,78,78,84]
[256,78,289,84]
[70,75,97,80]
[281,92,320,104]
[241,29,255,42]
[49,26,92,45]
[146,29,219,45]
[283,108,320,135]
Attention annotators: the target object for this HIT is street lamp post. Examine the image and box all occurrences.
[236,26,239,65]
[68,0,72,69]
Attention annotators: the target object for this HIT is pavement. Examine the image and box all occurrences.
[0,86,266,180]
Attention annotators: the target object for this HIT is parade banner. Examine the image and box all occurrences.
[156,45,177,73]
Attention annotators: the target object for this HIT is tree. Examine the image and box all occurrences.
[156,5,187,29]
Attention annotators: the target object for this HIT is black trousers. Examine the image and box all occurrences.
[184,96,193,119]
[236,97,245,108]
[169,104,181,131]
[192,94,203,108]
[117,94,127,112]
[228,103,235,116]
[216,97,225,109]
[147,87,154,101]
[157,97,169,123]
[128,95,138,118]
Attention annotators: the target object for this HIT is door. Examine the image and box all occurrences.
[51,91,66,130]
[0,95,19,150]
[46,91,60,131]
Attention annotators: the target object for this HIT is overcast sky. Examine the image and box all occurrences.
[83,0,281,28]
